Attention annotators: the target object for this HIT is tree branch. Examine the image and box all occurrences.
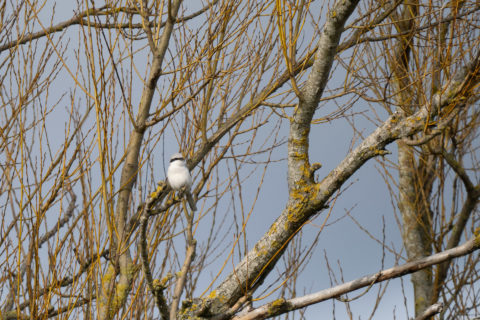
[234,237,479,320]
[0,1,220,53]
[0,6,108,53]
[139,210,170,320]
[170,206,197,319]
[413,303,443,320]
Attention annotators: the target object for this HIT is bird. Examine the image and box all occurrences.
[167,153,197,211]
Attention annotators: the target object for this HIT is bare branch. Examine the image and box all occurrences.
[0,1,220,53]
[170,206,196,319]
[234,237,479,320]
[413,303,443,320]
[139,210,170,320]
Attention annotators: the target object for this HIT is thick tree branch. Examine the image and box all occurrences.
[403,104,463,146]
[413,303,443,320]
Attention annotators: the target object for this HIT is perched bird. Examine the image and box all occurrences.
[167,153,197,211]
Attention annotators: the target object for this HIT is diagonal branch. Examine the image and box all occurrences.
[0,1,220,53]
[234,236,479,320]
[0,6,108,53]
[442,151,477,193]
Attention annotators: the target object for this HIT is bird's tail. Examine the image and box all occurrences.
[186,191,197,211]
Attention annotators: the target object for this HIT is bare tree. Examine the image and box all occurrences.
[1,1,479,320]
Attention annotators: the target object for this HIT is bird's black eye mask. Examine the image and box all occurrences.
[170,157,184,162]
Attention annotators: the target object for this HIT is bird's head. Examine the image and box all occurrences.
[170,153,185,165]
